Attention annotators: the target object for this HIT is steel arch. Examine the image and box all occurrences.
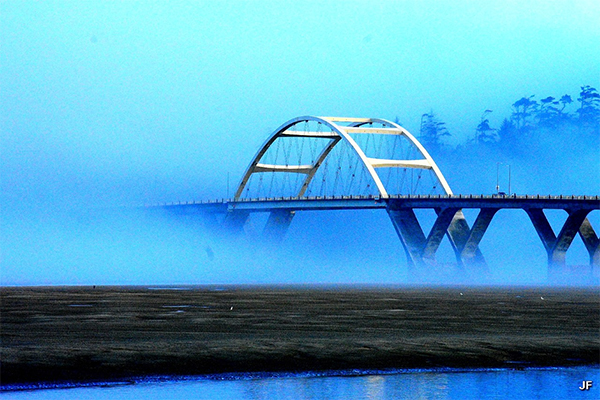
[234,116,453,199]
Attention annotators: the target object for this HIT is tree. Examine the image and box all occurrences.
[576,85,600,129]
[497,117,517,149]
[537,96,561,128]
[553,94,574,125]
[419,111,450,153]
[476,109,498,144]
[559,94,573,113]
[511,95,538,132]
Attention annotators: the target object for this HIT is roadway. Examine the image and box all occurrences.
[154,194,600,214]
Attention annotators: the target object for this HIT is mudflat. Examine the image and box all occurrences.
[1,286,598,385]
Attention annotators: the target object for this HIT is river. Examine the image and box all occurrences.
[3,366,598,399]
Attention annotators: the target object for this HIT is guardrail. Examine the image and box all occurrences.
[154,194,600,207]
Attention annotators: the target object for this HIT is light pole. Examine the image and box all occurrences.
[496,162,511,195]
[227,172,230,199]
[508,164,511,195]
[496,163,500,194]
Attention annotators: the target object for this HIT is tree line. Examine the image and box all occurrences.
[415,85,600,156]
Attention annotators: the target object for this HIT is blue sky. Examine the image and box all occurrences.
[1,1,599,285]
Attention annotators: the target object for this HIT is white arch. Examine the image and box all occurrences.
[234,116,453,199]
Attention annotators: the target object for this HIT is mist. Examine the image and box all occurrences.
[1,1,599,286]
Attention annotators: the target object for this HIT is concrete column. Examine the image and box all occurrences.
[579,218,600,267]
[422,207,460,262]
[443,210,487,267]
[263,210,295,242]
[525,208,556,253]
[223,210,250,233]
[387,207,487,269]
[526,208,592,269]
[387,208,427,268]
[460,208,499,264]
[553,209,591,265]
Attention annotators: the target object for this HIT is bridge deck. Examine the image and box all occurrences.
[150,194,600,269]
[155,194,600,213]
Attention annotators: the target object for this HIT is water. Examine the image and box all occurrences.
[3,366,598,400]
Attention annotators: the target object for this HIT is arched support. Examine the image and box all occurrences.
[234,116,453,200]
[297,137,341,197]
[526,208,594,269]
[228,115,491,266]
[351,118,453,195]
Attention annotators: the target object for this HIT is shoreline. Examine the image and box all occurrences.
[2,286,598,386]
[3,365,598,392]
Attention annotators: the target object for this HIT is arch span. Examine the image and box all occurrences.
[226,116,480,267]
[234,116,453,200]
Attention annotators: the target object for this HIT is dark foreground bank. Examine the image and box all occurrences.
[1,286,598,386]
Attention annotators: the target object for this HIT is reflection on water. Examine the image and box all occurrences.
[3,367,598,400]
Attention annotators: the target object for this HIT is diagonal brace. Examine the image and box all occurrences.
[442,210,486,267]
[579,218,600,267]
[525,208,556,253]
[223,210,250,233]
[526,208,591,266]
[387,208,427,267]
[263,210,295,242]
[422,208,460,260]
[460,208,499,261]
[388,207,488,268]
[554,209,591,254]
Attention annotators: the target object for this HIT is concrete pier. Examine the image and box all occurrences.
[160,194,600,272]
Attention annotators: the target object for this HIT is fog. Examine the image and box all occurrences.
[1,1,599,286]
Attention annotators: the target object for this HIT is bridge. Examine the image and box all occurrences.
[155,116,600,273]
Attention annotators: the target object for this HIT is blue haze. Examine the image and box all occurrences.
[1,1,599,286]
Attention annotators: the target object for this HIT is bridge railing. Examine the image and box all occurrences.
[231,194,599,202]
[152,194,599,208]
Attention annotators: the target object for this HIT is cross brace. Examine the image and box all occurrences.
[526,208,598,267]
[387,207,497,268]
[224,205,598,270]
[579,218,600,266]
[459,208,498,262]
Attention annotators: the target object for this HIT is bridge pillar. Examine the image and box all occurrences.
[443,210,488,268]
[459,208,499,264]
[387,208,428,267]
[387,206,488,269]
[263,210,295,242]
[579,218,600,268]
[223,210,250,233]
[526,208,593,271]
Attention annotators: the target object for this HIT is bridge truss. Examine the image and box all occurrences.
[227,116,483,263]
[235,116,452,199]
